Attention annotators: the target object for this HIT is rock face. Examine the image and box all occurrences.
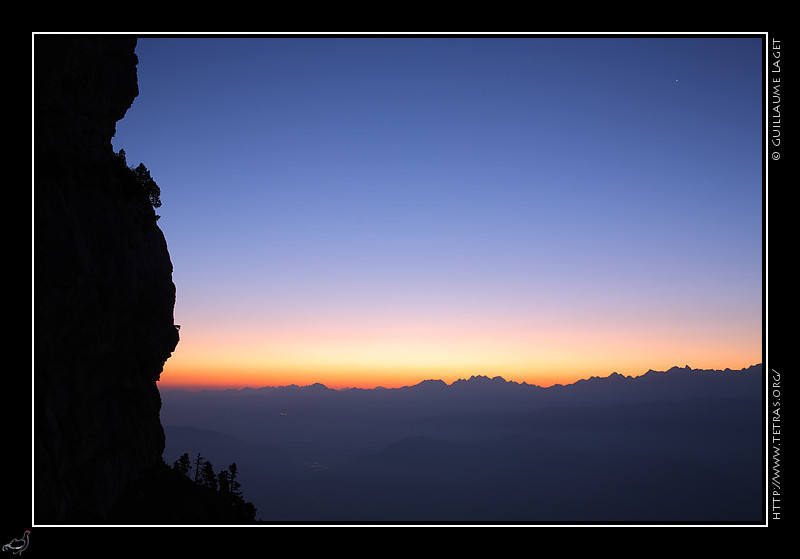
[34,36,179,523]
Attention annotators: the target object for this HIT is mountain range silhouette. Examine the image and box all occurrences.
[161,364,764,524]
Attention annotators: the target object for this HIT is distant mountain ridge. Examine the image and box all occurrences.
[160,363,764,523]
[162,364,763,521]
[161,364,763,411]
[160,364,763,436]
[165,363,762,394]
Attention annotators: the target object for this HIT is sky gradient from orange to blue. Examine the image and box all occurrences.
[112,35,763,390]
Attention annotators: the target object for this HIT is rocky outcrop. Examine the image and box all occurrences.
[34,35,179,523]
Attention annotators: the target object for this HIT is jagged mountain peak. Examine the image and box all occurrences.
[451,374,513,387]
[410,379,449,390]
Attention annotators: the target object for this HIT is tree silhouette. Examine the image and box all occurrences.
[200,460,218,490]
[228,463,241,497]
[193,452,204,483]
[168,451,257,521]
[132,163,162,210]
[172,452,191,477]
[217,469,231,495]
[115,150,162,213]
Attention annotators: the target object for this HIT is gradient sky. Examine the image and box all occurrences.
[111,34,764,390]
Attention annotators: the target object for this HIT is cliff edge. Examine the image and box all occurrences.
[34,35,179,523]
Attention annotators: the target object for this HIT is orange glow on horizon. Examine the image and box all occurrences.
[159,362,762,391]
[158,297,762,391]
[158,354,763,391]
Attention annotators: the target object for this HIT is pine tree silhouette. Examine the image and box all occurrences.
[193,452,204,483]
[172,453,191,477]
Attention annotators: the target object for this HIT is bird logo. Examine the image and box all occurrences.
[2,531,29,555]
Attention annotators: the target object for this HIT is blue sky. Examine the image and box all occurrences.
[112,35,764,389]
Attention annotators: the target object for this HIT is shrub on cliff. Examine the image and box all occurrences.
[132,163,162,210]
[115,149,162,214]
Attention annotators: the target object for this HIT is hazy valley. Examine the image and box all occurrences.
[160,364,764,523]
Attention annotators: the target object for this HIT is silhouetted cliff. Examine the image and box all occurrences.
[34,35,179,523]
